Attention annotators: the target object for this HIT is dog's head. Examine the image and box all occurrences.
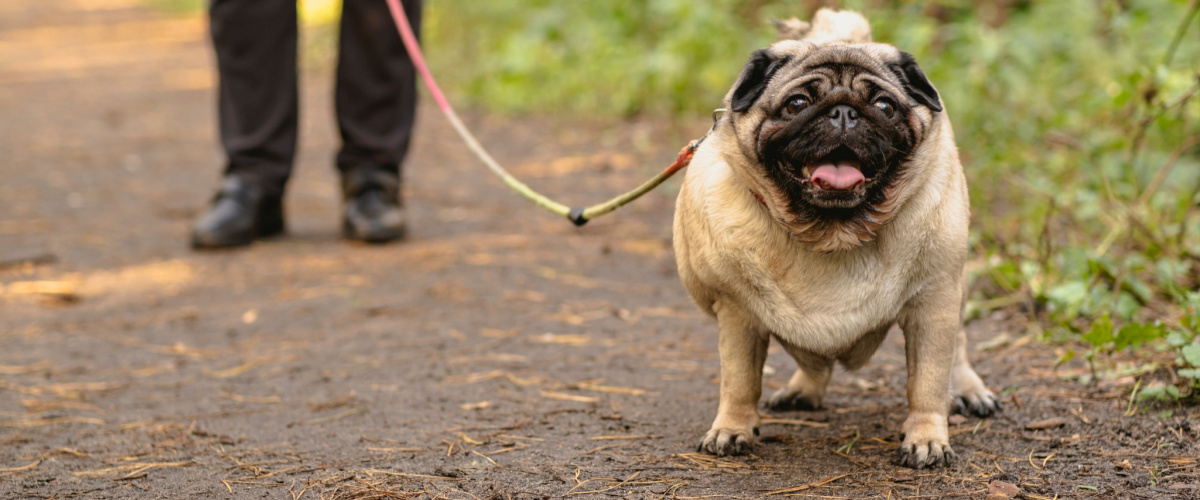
[722,18,945,252]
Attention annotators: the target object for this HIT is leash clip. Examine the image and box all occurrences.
[711,107,727,126]
[689,108,727,152]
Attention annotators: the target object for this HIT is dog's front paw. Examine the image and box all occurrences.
[897,412,953,469]
[951,366,1001,418]
[897,439,955,469]
[697,426,758,457]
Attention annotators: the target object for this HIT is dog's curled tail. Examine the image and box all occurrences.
[775,8,872,44]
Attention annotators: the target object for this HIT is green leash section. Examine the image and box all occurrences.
[386,0,719,226]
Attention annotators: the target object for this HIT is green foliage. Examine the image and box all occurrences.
[1177,314,1200,384]
[1082,314,1114,349]
[1116,322,1167,351]
[425,0,773,115]
[1138,383,1180,402]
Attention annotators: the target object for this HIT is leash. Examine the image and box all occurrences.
[384,0,721,226]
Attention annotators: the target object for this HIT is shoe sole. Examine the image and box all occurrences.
[342,220,406,244]
[191,204,286,249]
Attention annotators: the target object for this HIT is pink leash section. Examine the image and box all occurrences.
[384,0,716,226]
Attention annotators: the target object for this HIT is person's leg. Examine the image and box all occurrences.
[335,0,422,243]
[194,0,299,248]
[212,0,299,194]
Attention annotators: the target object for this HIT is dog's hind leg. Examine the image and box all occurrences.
[766,344,834,411]
[949,278,999,417]
[950,328,1000,417]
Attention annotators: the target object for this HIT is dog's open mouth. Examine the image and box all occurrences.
[799,147,872,192]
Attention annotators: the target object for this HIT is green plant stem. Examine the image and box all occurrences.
[1125,378,1143,416]
[1126,1,1199,191]
[1138,135,1200,206]
[1163,0,1200,69]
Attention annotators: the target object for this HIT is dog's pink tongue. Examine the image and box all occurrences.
[810,161,865,190]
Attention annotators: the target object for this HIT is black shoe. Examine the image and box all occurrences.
[191,177,284,249]
[342,169,406,244]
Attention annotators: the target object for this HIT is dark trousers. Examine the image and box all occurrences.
[209,0,422,197]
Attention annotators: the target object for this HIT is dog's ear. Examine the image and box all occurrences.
[731,49,791,113]
[889,52,942,112]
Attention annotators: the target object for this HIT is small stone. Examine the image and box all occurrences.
[988,479,1020,497]
[949,414,968,425]
[1115,459,1133,469]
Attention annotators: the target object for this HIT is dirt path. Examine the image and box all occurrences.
[1,3,1197,499]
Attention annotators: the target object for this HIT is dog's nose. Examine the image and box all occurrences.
[828,105,859,130]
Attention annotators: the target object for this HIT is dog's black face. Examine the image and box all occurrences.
[731,46,941,219]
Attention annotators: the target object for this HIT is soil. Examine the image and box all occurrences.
[1,2,1197,499]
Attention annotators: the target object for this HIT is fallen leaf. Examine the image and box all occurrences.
[203,359,265,379]
[528,333,590,345]
[1025,417,1068,430]
[502,290,546,302]
[615,239,669,258]
[308,393,357,411]
[0,417,105,428]
[221,393,281,404]
[444,370,540,386]
[759,417,830,428]
[479,328,518,338]
[577,382,648,396]
[539,391,599,403]
[460,401,490,411]
[589,434,659,441]
[975,333,1013,351]
[0,460,41,473]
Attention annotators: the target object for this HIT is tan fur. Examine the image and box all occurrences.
[776,9,872,44]
[673,11,996,467]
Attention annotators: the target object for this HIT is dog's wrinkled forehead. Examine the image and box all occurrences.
[775,45,893,91]
[730,42,942,114]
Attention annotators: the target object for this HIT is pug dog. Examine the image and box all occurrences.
[672,9,999,469]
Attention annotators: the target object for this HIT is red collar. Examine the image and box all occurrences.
[750,189,767,207]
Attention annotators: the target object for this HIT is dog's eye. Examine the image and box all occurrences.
[874,99,896,118]
[784,96,810,115]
